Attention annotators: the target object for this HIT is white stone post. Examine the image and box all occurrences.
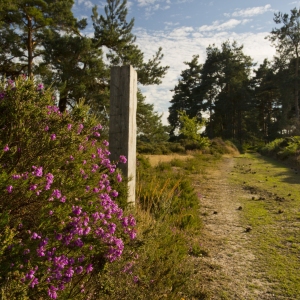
[109,65,137,205]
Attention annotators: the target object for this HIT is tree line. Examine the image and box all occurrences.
[0,0,170,143]
[168,8,300,144]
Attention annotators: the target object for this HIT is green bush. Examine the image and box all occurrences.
[0,77,135,299]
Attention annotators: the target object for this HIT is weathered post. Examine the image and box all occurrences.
[109,65,137,205]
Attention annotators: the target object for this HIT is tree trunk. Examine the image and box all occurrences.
[27,16,33,78]
[59,96,67,112]
[295,54,299,120]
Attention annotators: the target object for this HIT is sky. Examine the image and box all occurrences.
[72,0,300,125]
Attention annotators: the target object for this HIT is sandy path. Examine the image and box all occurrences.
[193,156,275,300]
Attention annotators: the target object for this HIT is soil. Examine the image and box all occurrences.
[192,155,278,300]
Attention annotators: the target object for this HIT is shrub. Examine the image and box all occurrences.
[0,77,136,299]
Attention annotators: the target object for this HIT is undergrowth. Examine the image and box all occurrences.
[92,152,226,299]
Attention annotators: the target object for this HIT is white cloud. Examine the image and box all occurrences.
[78,0,94,9]
[198,19,251,32]
[134,26,276,125]
[227,4,272,18]
[137,0,158,6]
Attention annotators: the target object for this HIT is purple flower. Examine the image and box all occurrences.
[50,134,56,140]
[116,173,122,182]
[77,124,84,134]
[72,206,82,216]
[111,190,118,198]
[6,185,13,193]
[44,125,49,131]
[37,83,44,91]
[32,166,43,177]
[0,91,5,100]
[25,269,35,280]
[60,196,66,203]
[49,210,54,215]
[3,144,9,152]
[67,124,72,131]
[52,189,61,199]
[31,232,41,240]
[119,155,127,164]
[75,266,83,274]
[48,286,58,299]
[94,132,100,137]
[103,140,109,147]
[86,264,93,274]
[65,267,74,278]
[29,184,38,190]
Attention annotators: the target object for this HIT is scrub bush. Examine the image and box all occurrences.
[0,77,135,299]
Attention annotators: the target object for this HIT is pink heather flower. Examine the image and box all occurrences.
[86,264,93,274]
[31,232,41,239]
[3,144,9,152]
[119,155,127,164]
[116,173,122,182]
[48,286,58,299]
[6,185,13,193]
[25,269,35,280]
[52,189,61,199]
[111,190,118,197]
[75,266,83,274]
[0,91,5,99]
[44,125,49,131]
[72,206,82,216]
[133,276,139,283]
[29,184,38,190]
[94,132,100,137]
[49,210,54,215]
[83,160,87,165]
[50,134,56,140]
[60,196,66,203]
[33,166,43,177]
[37,83,44,91]
[69,155,74,160]
[103,140,109,146]
[29,277,39,288]
[77,124,84,134]
[67,124,72,131]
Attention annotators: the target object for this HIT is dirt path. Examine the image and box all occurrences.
[193,156,275,300]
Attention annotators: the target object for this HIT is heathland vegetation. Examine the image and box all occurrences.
[1,0,300,299]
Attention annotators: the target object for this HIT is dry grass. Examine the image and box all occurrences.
[144,153,194,167]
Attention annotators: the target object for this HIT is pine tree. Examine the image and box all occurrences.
[267,8,300,120]
[92,0,169,85]
[168,55,202,135]
[0,0,80,78]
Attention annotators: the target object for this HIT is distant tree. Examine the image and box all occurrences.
[137,90,169,143]
[168,55,202,135]
[202,41,253,143]
[178,111,210,148]
[252,59,281,140]
[267,8,300,120]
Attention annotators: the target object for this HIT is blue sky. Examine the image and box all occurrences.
[72,0,300,124]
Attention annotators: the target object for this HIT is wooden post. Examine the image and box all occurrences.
[109,65,137,205]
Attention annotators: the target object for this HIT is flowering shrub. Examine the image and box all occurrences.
[0,76,136,299]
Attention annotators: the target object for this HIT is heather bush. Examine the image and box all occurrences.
[0,77,136,299]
